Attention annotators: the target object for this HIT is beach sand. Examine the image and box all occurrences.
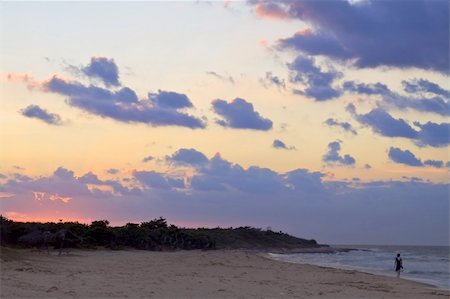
[1,247,448,298]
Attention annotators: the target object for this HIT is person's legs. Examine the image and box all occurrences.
[396,270,400,278]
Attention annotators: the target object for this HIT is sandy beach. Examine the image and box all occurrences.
[1,247,448,299]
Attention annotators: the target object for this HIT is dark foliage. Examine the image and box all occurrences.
[0,215,318,251]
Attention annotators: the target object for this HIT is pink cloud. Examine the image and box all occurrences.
[49,194,71,203]
[4,73,41,90]
[33,191,46,201]
[254,2,289,20]
[223,0,231,9]
[0,192,15,198]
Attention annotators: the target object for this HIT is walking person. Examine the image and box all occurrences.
[394,253,403,278]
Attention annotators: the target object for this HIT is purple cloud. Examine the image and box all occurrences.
[272,139,295,150]
[54,167,75,180]
[423,160,444,168]
[212,98,273,130]
[324,118,357,135]
[133,170,184,190]
[206,71,235,84]
[43,76,205,129]
[167,148,209,166]
[322,141,356,166]
[285,169,325,193]
[260,72,286,89]
[349,105,449,147]
[344,81,450,117]
[388,147,444,168]
[191,153,285,194]
[343,81,391,96]
[403,79,450,98]
[288,56,341,101]
[0,152,448,245]
[353,107,418,138]
[20,105,62,125]
[83,57,120,87]
[388,147,423,167]
[142,156,154,163]
[261,0,449,72]
[413,121,450,148]
[148,90,193,109]
[106,168,119,175]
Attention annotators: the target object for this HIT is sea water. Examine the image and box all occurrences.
[269,245,449,290]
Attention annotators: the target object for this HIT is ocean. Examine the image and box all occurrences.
[268,245,449,290]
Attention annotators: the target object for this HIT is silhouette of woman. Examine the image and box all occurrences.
[394,253,403,278]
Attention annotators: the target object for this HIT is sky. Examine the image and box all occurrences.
[0,0,449,246]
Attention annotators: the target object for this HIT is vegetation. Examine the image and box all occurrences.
[184,226,318,249]
[0,215,318,251]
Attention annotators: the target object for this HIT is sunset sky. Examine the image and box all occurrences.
[1,0,448,245]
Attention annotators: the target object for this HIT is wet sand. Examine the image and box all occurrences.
[1,247,448,298]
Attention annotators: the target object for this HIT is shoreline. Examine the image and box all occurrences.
[263,251,448,292]
[262,245,355,254]
[1,247,449,298]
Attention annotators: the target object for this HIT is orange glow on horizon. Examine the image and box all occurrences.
[4,211,93,225]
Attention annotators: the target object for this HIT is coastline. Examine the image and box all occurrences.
[264,250,449,292]
[265,245,450,291]
[263,245,354,254]
[1,247,449,298]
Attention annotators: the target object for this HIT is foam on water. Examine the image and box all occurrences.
[269,245,449,290]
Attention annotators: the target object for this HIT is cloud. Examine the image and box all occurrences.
[142,156,154,163]
[413,121,450,148]
[42,75,205,129]
[78,172,103,184]
[148,90,194,109]
[324,118,357,135]
[133,170,184,190]
[388,147,444,168]
[288,56,341,101]
[78,171,140,196]
[11,58,205,129]
[20,105,62,125]
[206,71,235,84]
[423,160,444,168]
[0,152,448,245]
[106,168,119,175]
[0,192,15,198]
[212,98,273,130]
[285,168,325,193]
[54,167,75,180]
[279,28,352,60]
[352,107,418,138]
[322,141,356,166]
[403,79,450,98]
[83,57,120,87]
[349,105,450,147]
[167,148,209,166]
[272,139,295,150]
[49,194,71,203]
[254,1,290,19]
[190,153,286,194]
[260,72,286,89]
[264,0,449,72]
[343,81,391,96]
[388,147,423,167]
[343,81,450,117]
[13,174,32,182]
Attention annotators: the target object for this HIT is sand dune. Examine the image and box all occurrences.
[1,247,448,298]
